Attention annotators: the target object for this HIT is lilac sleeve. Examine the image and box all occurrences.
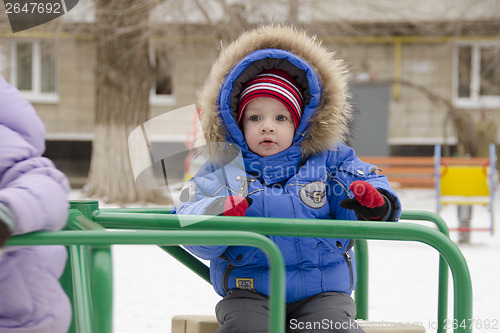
[0,156,70,234]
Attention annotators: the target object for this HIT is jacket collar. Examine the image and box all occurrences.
[242,143,303,185]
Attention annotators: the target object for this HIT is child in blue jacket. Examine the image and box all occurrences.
[174,25,401,332]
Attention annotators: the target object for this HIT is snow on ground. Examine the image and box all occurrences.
[70,188,500,332]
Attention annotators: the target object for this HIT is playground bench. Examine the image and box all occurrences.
[364,143,496,235]
[360,156,435,188]
[360,156,490,189]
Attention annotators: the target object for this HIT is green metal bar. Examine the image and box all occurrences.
[69,245,93,333]
[68,203,114,333]
[70,201,99,222]
[76,202,212,285]
[100,208,450,234]
[354,240,369,320]
[8,230,286,333]
[98,203,212,287]
[65,209,96,333]
[71,201,213,328]
[402,210,450,333]
[92,212,473,333]
[158,246,211,284]
[59,252,77,333]
[93,203,211,284]
[100,207,173,214]
[401,210,450,236]
[90,248,113,333]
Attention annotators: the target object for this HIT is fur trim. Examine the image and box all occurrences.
[197,25,351,158]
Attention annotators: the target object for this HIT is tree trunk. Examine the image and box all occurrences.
[84,0,170,204]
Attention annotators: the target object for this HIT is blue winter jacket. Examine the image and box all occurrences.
[173,26,401,304]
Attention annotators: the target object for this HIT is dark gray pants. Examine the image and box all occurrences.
[215,290,365,333]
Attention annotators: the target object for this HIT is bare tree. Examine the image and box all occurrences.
[82,0,287,203]
[83,0,169,203]
[82,0,301,203]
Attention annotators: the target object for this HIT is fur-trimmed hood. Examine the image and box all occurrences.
[198,25,351,156]
[196,25,351,184]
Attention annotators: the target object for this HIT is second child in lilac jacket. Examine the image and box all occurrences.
[0,75,71,333]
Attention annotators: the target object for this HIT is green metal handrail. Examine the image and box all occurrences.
[353,239,369,320]
[7,229,286,333]
[401,210,450,333]
[7,202,471,333]
[95,206,451,330]
[65,207,114,333]
[98,209,451,331]
[93,209,472,333]
[355,210,451,328]
[69,244,93,332]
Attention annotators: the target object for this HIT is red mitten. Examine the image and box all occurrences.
[340,181,389,220]
[205,196,252,216]
[223,196,250,216]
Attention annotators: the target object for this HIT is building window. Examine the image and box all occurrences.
[479,45,500,97]
[454,42,500,108]
[150,45,175,106]
[10,40,58,102]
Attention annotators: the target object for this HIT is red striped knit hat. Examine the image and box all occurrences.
[237,69,304,128]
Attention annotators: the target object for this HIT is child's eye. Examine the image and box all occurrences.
[276,115,287,121]
[249,115,260,121]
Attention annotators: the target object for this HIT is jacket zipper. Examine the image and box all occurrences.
[344,250,354,290]
[345,239,356,290]
[317,243,326,290]
[222,262,234,293]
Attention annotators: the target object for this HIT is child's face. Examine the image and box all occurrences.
[241,97,295,157]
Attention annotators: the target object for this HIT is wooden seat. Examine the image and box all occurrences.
[172,315,219,333]
[171,315,426,333]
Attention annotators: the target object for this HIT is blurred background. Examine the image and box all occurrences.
[0,0,499,204]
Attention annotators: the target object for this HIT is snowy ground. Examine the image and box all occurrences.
[70,188,500,333]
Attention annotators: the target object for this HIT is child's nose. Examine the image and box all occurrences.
[261,120,275,132]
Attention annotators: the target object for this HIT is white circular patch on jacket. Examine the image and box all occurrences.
[299,181,327,209]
